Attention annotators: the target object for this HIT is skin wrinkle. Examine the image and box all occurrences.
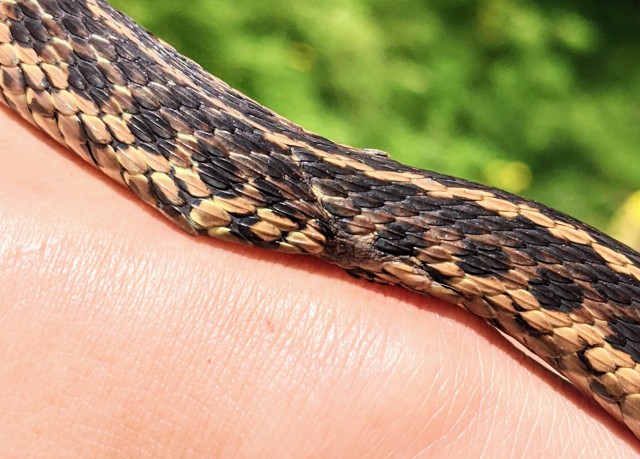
[471,337,503,456]
[1,105,640,459]
[445,364,479,444]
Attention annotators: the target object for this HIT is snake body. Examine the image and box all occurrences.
[2,0,640,439]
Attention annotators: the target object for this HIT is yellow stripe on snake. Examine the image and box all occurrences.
[1,0,640,440]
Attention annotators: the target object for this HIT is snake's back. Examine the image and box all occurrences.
[2,0,640,440]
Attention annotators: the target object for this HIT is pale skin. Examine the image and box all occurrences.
[0,106,637,457]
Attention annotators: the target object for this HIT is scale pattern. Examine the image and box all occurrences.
[1,0,640,439]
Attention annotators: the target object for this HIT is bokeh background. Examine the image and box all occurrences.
[110,0,640,249]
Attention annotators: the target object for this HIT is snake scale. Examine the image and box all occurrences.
[1,0,640,440]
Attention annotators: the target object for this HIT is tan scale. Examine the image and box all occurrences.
[57,113,92,162]
[477,196,521,215]
[0,22,11,43]
[173,166,211,198]
[158,207,196,235]
[415,245,453,263]
[573,321,607,347]
[37,43,61,66]
[548,222,595,246]
[80,113,113,144]
[323,154,374,172]
[520,309,575,334]
[110,85,136,112]
[0,1,19,20]
[97,58,126,85]
[40,62,69,89]
[116,145,149,174]
[506,288,540,311]
[543,309,575,328]
[486,294,517,313]
[140,148,172,174]
[206,226,243,244]
[51,89,80,116]
[31,111,64,144]
[298,221,327,245]
[208,196,254,216]
[249,220,282,242]
[0,65,25,93]
[0,43,17,66]
[15,45,38,65]
[521,332,566,359]
[496,268,530,290]
[21,64,47,91]
[161,108,190,133]
[607,344,636,368]
[101,113,135,144]
[443,186,485,201]
[551,326,586,354]
[73,93,101,117]
[25,87,49,110]
[426,189,456,200]
[285,231,324,254]
[518,204,556,228]
[173,134,201,166]
[460,274,506,296]
[123,172,156,207]
[411,177,449,193]
[429,261,465,278]
[364,169,424,182]
[593,243,640,281]
[383,262,432,291]
[617,366,640,394]
[622,396,640,434]
[448,276,485,297]
[341,219,375,236]
[596,372,627,400]
[274,241,303,254]
[150,171,184,206]
[238,183,269,206]
[189,199,232,229]
[90,143,126,185]
[257,208,299,232]
[594,243,635,267]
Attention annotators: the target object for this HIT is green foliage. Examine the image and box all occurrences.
[111,0,640,245]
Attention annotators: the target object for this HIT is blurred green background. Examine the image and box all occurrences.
[110,0,640,249]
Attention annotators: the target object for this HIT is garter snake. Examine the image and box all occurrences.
[1,0,640,440]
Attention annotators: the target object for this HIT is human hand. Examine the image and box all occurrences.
[0,108,636,457]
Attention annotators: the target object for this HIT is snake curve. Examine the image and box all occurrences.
[1,0,640,440]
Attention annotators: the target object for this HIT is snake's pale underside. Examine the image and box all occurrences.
[2,0,640,441]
